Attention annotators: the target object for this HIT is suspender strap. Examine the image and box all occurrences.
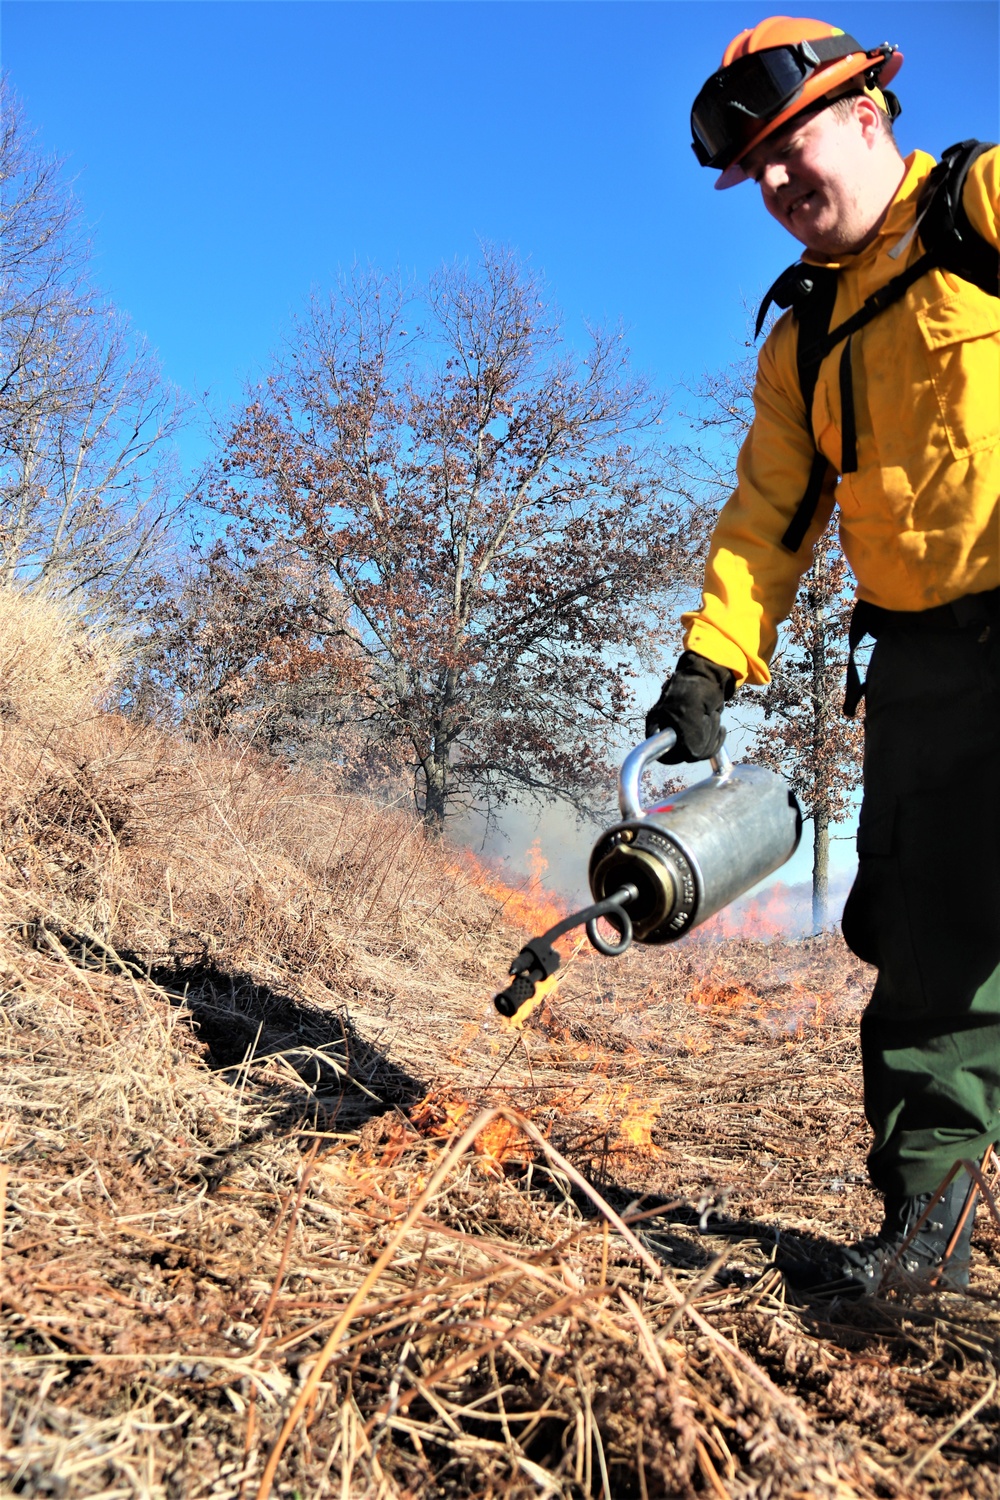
[791,267,841,417]
[838,336,858,474]
[774,267,839,553]
[818,250,936,356]
[779,254,935,552]
[780,448,831,553]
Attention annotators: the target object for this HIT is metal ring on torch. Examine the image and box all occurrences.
[586,903,634,956]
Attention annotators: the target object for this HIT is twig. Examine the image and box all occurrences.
[239,1138,320,1500]
[255,1108,508,1500]
[694,1437,729,1500]
[618,1288,668,1379]
[495,1109,663,1278]
[0,1162,8,1436]
[903,1376,998,1484]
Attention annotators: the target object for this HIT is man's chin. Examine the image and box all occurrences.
[788,216,845,256]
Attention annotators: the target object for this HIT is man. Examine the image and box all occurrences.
[647,16,1000,1295]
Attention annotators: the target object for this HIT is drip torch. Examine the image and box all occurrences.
[494,727,802,1018]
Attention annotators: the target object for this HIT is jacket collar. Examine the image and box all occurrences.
[801,150,937,270]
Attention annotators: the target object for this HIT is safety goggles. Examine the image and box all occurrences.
[691,34,884,170]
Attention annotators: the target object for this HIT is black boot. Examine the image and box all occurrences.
[777,1171,978,1298]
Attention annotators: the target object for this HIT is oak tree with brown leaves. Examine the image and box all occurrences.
[203,248,698,830]
[132,538,367,752]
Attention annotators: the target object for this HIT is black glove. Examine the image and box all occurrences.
[645,651,736,764]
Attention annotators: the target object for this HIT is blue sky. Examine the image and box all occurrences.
[4,2,997,438]
[2,0,998,901]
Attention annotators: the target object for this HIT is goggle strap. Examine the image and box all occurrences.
[796,32,865,67]
[690,32,897,170]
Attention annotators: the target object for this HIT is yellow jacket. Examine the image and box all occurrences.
[683,147,1000,686]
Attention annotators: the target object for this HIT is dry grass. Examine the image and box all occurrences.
[0,588,123,732]
[1,586,999,1499]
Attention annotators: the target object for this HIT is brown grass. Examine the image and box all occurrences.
[1,587,999,1499]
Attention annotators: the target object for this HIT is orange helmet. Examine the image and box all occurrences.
[690,16,903,190]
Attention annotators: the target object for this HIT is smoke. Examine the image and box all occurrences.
[455,795,859,941]
[453,798,600,908]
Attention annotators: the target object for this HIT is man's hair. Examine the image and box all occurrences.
[828,90,899,147]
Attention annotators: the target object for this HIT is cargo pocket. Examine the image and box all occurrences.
[916,289,1000,458]
[841,799,895,968]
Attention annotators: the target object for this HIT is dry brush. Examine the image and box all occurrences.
[1,588,999,1499]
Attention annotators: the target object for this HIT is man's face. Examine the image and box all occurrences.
[743,102,884,257]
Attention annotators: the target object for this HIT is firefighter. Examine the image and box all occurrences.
[647,16,1000,1295]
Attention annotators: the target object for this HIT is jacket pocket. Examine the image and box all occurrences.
[916,289,1000,458]
[841,800,894,967]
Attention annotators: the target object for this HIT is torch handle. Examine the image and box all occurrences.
[618,729,733,821]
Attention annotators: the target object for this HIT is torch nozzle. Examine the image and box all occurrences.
[493,884,638,1018]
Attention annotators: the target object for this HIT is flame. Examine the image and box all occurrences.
[702,881,797,941]
[681,974,832,1036]
[447,1021,483,1064]
[451,845,569,944]
[526,837,548,885]
[585,1083,663,1157]
[616,1102,662,1155]
[408,1087,532,1165]
[685,978,764,1014]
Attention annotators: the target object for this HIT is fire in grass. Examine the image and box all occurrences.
[450,837,571,947]
[680,973,830,1034]
[406,1081,664,1173]
[408,1086,534,1168]
[702,880,800,940]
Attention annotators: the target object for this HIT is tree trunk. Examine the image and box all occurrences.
[812,804,829,934]
[422,739,450,834]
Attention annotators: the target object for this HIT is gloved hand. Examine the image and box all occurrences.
[645,650,736,764]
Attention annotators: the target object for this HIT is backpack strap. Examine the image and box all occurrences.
[758,140,999,553]
[755,264,841,553]
[919,140,999,296]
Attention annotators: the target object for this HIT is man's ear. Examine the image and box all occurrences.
[854,94,884,147]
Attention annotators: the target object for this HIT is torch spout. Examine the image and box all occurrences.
[493,884,638,1018]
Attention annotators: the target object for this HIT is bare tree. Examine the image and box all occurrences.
[682,347,863,931]
[204,248,698,830]
[0,80,185,615]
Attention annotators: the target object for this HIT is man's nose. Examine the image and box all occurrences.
[760,160,790,195]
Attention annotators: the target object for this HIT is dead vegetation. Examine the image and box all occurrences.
[1,588,999,1498]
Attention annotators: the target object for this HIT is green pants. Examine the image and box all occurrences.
[841,607,1000,1198]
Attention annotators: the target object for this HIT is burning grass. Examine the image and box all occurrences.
[2,588,1000,1498]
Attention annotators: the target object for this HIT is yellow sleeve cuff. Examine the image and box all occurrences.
[681,618,770,689]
